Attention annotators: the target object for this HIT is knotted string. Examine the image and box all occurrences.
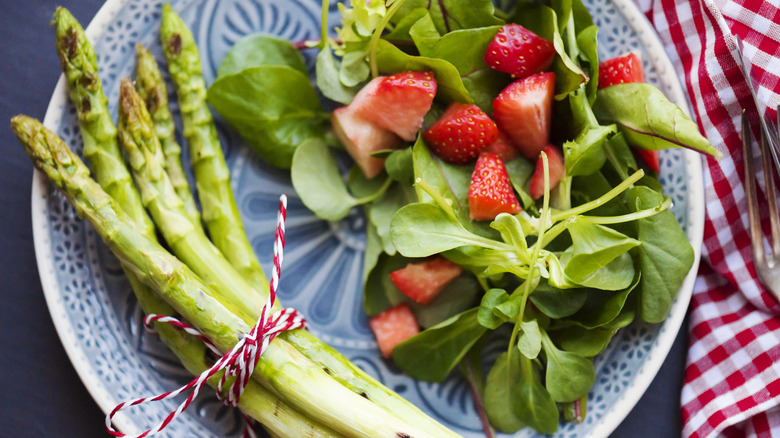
[106,194,305,438]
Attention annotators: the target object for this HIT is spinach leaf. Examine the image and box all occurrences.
[208,65,328,168]
[385,148,414,184]
[375,39,472,104]
[364,222,384,282]
[394,0,503,35]
[563,123,615,177]
[444,245,520,277]
[390,203,499,257]
[504,156,536,209]
[568,272,640,328]
[529,281,588,318]
[384,8,428,42]
[549,325,616,357]
[576,25,599,103]
[478,288,511,329]
[484,352,527,433]
[367,182,416,255]
[393,308,487,382]
[518,319,542,359]
[316,47,363,105]
[340,48,371,87]
[217,34,306,78]
[593,83,722,158]
[542,332,596,402]
[363,252,412,315]
[628,185,695,323]
[491,213,529,255]
[412,274,482,328]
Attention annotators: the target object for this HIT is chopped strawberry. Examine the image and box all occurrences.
[636,149,661,174]
[389,256,463,305]
[485,131,519,161]
[528,145,565,200]
[352,71,437,141]
[598,52,644,89]
[422,103,498,164]
[468,152,522,221]
[331,105,402,179]
[369,303,420,358]
[484,24,555,79]
[492,72,556,160]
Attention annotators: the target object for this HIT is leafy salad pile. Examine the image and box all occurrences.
[206,0,720,434]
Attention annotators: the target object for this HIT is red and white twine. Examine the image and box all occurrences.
[106,194,305,438]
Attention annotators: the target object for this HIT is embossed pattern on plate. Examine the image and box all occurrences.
[32,1,703,437]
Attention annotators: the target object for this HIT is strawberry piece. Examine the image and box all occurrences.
[493,72,556,160]
[485,131,519,161]
[389,256,463,305]
[468,152,522,221]
[636,149,661,173]
[528,145,565,200]
[422,103,498,164]
[598,52,645,89]
[369,303,420,358]
[331,105,402,179]
[352,71,437,141]
[484,24,555,79]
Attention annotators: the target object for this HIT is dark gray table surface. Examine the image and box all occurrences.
[0,0,687,436]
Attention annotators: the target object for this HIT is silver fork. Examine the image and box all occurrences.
[742,111,780,300]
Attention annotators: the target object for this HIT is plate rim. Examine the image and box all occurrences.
[29,0,704,436]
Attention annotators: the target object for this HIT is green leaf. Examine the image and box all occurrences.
[384,8,428,42]
[504,156,535,209]
[216,34,306,78]
[491,213,528,254]
[367,182,416,255]
[478,288,510,329]
[484,352,527,433]
[207,65,327,168]
[316,47,361,105]
[514,354,559,433]
[390,203,497,257]
[568,273,640,328]
[628,185,695,323]
[363,222,384,283]
[563,118,615,178]
[363,252,412,316]
[529,281,588,318]
[340,49,371,87]
[291,139,357,221]
[518,319,542,359]
[542,332,596,402]
[549,325,616,357]
[394,0,503,35]
[385,148,414,184]
[375,39,472,104]
[593,83,723,158]
[576,25,599,103]
[393,308,487,382]
[412,274,481,328]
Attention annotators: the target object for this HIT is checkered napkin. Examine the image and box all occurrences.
[633,0,780,436]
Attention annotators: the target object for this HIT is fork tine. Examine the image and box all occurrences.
[762,110,780,256]
[744,111,766,263]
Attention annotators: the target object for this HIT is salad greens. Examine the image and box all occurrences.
[206,0,715,434]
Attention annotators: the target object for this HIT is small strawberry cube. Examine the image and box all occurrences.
[528,145,565,200]
[422,103,498,164]
[389,256,463,305]
[468,152,522,221]
[331,105,402,179]
[369,303,420,358]
[352,71,437,141]
[598,52,644,89]
[493,72,556,160]
[484,24,555,79]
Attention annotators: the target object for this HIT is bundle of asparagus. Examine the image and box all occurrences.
[11,5,461,438]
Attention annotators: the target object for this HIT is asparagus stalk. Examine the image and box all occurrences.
[159,4,267,291]
[134,43,202,225]
[12,115,452,438]
[53,7,154,237]
[116,77,460,438]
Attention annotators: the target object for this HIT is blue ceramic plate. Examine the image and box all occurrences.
[32,1,704,436]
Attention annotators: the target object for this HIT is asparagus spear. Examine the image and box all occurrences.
[134,43,202,225]
[12,115,451,438]
[53,7,155,237]
[159,4,267,291]
[116,77,460,438]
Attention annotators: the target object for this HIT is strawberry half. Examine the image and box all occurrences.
[422,103,498,164]
[369,303,420,358]
[389,256,463,305]
[485,131,519,161]
[468,152,522,221]
[528,145,565,200]
[331,105,402,179]
[493,72,556,160]
[352,71,437,141]
[484,24,555,79]
[597,52,645,89]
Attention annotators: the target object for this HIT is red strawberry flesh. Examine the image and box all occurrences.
[468,152,522,221]
[493,72,556,160]
[352,71,437,141]
[423,103,498,164]
[636,149,661,173]
[598,52,644,89]
[485,130,519,161]
[389,256,463,305]
[484,24,555,79]
[529,145,565,200]
[331,105,402,179]
[369,303,420,358]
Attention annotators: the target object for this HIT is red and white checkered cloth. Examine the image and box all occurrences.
[632,0,780,436]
